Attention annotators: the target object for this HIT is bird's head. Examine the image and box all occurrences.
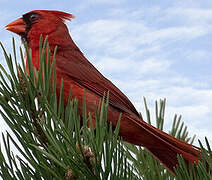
[5,10,75,48]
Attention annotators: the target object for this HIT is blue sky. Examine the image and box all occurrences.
[0,0,212,146]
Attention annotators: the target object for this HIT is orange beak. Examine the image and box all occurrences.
[5,17,26,34]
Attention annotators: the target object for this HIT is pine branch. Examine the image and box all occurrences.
[0,38,211,179]
[0,38,136,179]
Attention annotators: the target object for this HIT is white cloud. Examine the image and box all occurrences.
[95,57,171,75]
[166,105,212,146]
[69,9,212,147]
[185,49,212,62]
[109,72,212,144]
[131,92,212,146]
[130,86,212,146]
[71,19,147,49]
[130,81,212,109]
[71,18,208,58]
[188,126,212,146]
[1,1,212,150]
[142,26,207,44]
[167,8,212,24]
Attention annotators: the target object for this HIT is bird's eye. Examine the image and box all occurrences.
[29,14,39,22]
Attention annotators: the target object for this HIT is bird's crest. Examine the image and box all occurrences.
[49,10,76,22]
[29,10,76,22]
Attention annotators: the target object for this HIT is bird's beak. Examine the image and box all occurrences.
[5,17,26,34]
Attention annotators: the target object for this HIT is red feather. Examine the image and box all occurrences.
[6,10,200,174]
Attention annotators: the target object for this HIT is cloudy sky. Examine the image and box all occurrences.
[0,0,212,148]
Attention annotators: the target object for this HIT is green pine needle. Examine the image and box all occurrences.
[0,38,211,179]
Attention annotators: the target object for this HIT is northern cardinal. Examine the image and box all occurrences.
[5,10,200,174]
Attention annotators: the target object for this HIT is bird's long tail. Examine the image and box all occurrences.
[119,114,200,174]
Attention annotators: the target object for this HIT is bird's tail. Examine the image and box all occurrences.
[119,114,200,174]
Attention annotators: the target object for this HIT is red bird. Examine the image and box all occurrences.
[5,10,200,173]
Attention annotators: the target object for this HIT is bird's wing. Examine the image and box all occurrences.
[56,49,139,116]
